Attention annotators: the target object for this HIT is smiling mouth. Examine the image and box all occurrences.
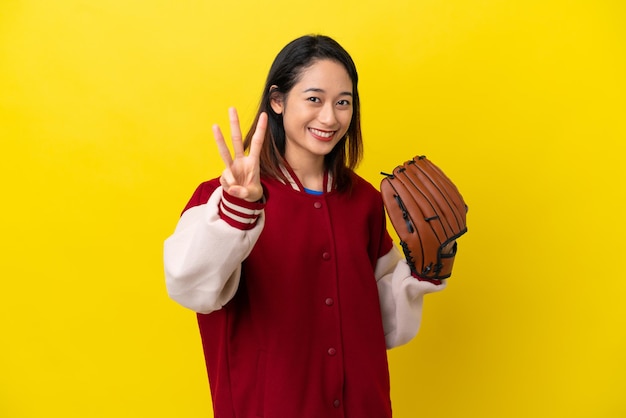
[309,128,336,140]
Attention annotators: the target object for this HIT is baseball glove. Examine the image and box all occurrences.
[380,155,468,283]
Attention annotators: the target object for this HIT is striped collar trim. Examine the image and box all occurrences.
[278,164,334,193]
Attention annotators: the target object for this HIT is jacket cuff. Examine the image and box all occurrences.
[410,272,443,286]
[219,189,265,230]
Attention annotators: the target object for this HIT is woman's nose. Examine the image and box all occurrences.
[318,103,338,126]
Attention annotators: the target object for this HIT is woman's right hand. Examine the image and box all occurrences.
[213,107,268,202]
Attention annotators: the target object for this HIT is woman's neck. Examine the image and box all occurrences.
[292,166,324,191]
[282,144,328,190]
[286,158,325,191]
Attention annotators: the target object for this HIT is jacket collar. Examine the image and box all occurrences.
[278,163,334,193]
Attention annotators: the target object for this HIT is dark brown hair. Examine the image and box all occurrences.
[243,34,363,192]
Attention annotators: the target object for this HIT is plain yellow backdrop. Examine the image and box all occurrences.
[1,1,625,417]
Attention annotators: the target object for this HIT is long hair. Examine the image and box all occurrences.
[243,34,363,192]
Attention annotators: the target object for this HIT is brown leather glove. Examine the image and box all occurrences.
[380,155,468,284]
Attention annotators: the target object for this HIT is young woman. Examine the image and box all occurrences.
[164,34,446,418]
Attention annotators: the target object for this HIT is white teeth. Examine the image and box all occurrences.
[310,128,334,138]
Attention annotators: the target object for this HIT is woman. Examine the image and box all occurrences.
[164,34,446,418]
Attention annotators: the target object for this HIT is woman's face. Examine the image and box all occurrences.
[271,59,353,168]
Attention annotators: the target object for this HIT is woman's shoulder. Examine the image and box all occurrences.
[343,171,384,206]
[349,171,380,195]
[182,177,221,213]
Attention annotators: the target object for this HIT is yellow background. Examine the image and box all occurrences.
[1,1,625,417]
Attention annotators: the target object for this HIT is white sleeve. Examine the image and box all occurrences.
[163,186,264,314]
[376,246,447,349]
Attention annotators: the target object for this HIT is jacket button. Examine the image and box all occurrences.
[314,201,322,209]
[333,399,341,408]
[327,347,336,356]
[325,298,334,306]
[322,252,331,260]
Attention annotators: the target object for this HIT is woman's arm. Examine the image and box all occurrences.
[164,186,265,313]
[164,108,268,313]
[375,246,447,349]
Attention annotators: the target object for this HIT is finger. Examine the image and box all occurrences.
[228,107,245,158]
[227,185,247,199]
[247,112,268,160]
[220,168,235,189]
[213,124,233,166]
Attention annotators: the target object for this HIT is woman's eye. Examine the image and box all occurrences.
[307,97,321,103]
[337,99,351,106]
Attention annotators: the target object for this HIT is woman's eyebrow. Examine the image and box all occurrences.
[302,87,353,96]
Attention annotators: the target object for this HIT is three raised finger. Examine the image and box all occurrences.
[213,123,233,167]
[213,107,267,167]
[228,107,245,158]
[248,112,268,160]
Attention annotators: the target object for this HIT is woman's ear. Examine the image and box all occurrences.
[269,85,284,114]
